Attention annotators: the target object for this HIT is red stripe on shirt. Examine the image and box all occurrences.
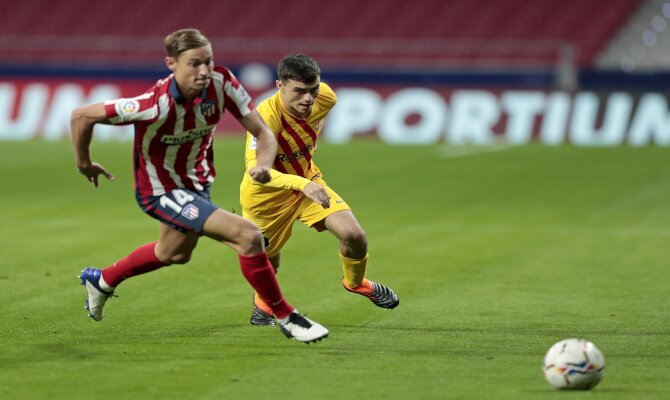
[195,134,215,186]
[175,141,196,191]
[132,126,146,193]
[174,104,197,190]
[273,157,290,173]
[289,115,318,143]
[150,105,179,193]
[281,116,312,169]
[275,133,305,177]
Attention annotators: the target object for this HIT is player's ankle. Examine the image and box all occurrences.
[344,278,371,293]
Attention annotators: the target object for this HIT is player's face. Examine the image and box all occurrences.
[277,77,320,118]
[166,44,214,100]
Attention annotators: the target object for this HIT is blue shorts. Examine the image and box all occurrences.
[135,187,219,234]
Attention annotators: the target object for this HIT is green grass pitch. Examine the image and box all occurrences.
[1,137,668,399]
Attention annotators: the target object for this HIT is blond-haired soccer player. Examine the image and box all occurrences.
[70,30,327,343]
[240,54,399,325]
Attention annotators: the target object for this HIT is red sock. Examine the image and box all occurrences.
[101,242,167,287]
[239,253,294,319]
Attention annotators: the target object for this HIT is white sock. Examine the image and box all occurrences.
[276,309,297,324]
[98,275,114,292]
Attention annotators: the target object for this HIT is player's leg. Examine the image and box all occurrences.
[242,201,301,326]
[298,181,399,309]
[202,209,328,343]
[79,223,199,321]
[322,210,400,310]
[155,222,200,264]
[79,188,208,321]
[322,209,367,282]
[251,252,280,325]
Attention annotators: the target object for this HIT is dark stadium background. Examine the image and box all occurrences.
[2,0,669,145]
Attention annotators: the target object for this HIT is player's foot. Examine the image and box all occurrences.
[343,278,399,309]
[278,311,329,344]
[78,267,115,321]
[250,303,276,326]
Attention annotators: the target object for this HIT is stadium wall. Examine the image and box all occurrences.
[2,67,670,146]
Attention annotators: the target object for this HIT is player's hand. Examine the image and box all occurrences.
[78,162,115,188]
[248,166,272,184]
[303,182,330,208]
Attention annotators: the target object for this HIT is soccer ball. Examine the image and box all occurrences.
[542,338,605,390]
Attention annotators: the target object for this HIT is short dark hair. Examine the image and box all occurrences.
[278,54,321,83]
[164,28,210,58]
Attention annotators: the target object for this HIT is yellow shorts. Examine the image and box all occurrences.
[241,177,350,257]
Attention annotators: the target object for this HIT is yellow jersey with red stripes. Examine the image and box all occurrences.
[241,82,337,196]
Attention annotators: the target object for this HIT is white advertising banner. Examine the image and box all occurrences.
[1,79,668,146]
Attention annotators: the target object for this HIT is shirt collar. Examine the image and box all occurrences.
[169,77,208,105]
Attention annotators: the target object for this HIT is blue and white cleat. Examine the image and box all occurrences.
[78,267,114,321]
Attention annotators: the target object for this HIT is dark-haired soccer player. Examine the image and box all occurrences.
[240,54,399,325]
[70,29,327,343]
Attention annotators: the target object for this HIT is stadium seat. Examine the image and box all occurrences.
[0,0,643,69]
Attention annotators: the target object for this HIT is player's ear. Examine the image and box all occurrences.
[276,80,283,91]
[165,56,177,72]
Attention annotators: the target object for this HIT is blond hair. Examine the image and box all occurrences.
[164,28,210,58]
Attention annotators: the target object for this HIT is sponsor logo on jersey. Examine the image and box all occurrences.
[276,144,314,163]
[161,126,215,145]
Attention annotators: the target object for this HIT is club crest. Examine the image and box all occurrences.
[200,100,216,117]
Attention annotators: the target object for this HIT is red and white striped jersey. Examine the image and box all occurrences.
[104,66,253,197]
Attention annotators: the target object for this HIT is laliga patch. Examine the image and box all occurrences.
[116,99,140,116]
[181,204,200,220]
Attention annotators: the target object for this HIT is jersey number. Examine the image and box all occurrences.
[159,190,195,213]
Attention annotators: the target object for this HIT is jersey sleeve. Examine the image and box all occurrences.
[103,90,158,125]
[318,82,337,108]
[251,169,312,191]
[217,66,254,119]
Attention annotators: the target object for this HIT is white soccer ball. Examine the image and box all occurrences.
[542,338,605,390]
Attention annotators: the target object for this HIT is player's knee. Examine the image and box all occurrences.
[170,253,192,264]
[343,226,367,247]
[237,222,264,254]
[159,252,192,265]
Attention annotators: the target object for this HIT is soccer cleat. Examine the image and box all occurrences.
[343,278,399,309]
[78,267,115,321]
[278,311,329,344]
[250,303,276,326]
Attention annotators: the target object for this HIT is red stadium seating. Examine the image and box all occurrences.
[0,0,642,68]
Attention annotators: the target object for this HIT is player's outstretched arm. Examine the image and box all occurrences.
[70,102,115,187]
[240,109,277,184]
[253,169,331,208]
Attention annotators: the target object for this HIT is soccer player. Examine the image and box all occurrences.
[240,54,399,325]
[70,29,328,344]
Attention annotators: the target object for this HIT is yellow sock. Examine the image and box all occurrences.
[340,252,368,288]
